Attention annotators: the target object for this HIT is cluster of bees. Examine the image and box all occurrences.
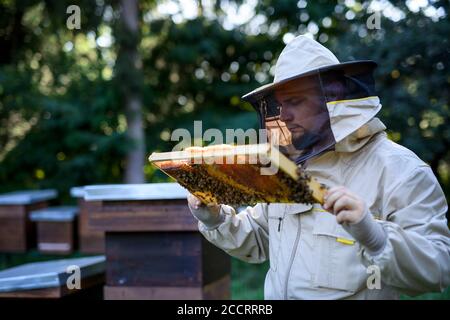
[167,164,265,204]
[165,162,317,205]
[278,168,317,204]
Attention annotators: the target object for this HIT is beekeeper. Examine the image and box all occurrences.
[187,35,450,299]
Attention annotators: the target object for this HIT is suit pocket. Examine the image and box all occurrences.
[312,212,367,293]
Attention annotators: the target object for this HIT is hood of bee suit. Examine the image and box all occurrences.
[334,116,386,153]
[242,35,384,161]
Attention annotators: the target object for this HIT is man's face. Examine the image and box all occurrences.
[274,78,328,149]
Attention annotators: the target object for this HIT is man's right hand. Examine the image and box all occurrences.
[187,193,224,229]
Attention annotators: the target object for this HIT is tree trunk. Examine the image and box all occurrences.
[119,0,145,183]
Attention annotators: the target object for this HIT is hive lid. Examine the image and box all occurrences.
[70,186,85,198]
[0,256,105,292]
[83,183,188,201]
[0,189,58,205]
[30,206,79,222]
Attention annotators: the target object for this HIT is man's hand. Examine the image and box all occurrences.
[187,193,221,214]
[323,186,366,224]
[187,193,204,210]
[323,186,387,255]
[187,193,224,229]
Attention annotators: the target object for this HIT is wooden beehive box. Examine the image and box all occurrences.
[0,256,105,299]
[30,206,78,255]
[148,143,327,206]
[84,183,231,300]
[71,187,105,254]
[0,190,57,253]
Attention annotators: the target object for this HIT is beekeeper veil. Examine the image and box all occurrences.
[242,36,380,164]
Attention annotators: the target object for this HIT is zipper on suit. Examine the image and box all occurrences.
[283,216,301,300]
[277,217,282,232]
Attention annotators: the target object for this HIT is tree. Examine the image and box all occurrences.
[114,0,145,183]
[0,0,448,202]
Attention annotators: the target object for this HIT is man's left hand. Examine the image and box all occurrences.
[323,186,366,224]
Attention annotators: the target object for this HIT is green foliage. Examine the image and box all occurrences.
[231,258,269,300]
[401,286,450,300]
[334,3,450,185]
[0,0,449,299]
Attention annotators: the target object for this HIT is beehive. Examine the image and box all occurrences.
[0,189,57,252]
[71,187,105,254]
[149,144,328,206]
[0,256,105,298]
[30,206,78,255]
[82,183,231,300]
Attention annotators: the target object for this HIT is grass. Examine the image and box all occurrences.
[231,258,268,300]
[401,286,450,300]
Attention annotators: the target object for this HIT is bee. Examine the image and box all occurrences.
[167,163,315,206]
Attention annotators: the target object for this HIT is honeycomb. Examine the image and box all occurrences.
[151,155,326,206]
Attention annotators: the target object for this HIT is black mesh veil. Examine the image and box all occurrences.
[245,63,377,164]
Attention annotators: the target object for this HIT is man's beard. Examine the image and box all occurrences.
[292,129,321,150]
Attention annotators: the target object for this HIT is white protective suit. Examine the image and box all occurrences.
[191,36,450,300]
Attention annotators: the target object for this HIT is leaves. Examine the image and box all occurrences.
[0,0,448,202]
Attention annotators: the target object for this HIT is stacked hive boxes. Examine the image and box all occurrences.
[83,183,231,300]
[0,190,57,252]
